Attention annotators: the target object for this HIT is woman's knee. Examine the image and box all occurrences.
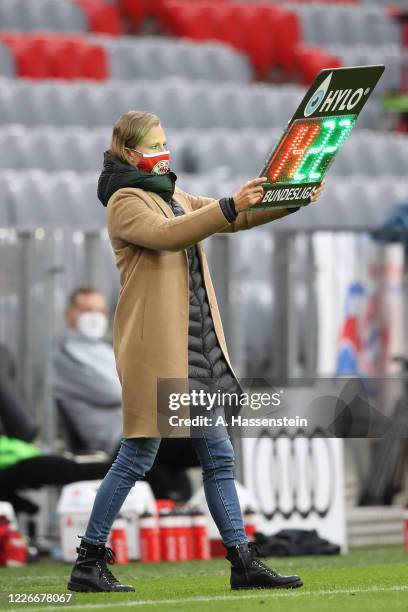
[112,437,161,480]
[199,435,236,474]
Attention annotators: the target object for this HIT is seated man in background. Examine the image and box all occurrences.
[53,286,200,502]
[52,286,123,457]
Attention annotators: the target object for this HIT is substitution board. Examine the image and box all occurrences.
[252,65,385,210]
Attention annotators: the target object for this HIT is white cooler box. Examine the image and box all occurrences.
[56,480,156,562]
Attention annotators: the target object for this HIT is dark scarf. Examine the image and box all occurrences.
[97,150,177,206]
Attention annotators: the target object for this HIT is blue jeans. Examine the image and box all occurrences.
[83,432,249,548]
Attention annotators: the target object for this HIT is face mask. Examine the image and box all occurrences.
[76,311,108,340]
[135,150,171,175]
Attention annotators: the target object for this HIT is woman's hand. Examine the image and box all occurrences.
[233,177,267,212]
[309,179,326,204]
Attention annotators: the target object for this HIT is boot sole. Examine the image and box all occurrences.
[232,579,303,590]
[67,581,135,593]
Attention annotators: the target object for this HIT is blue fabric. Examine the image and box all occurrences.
[83,427,248,547]
[372,202,408,256]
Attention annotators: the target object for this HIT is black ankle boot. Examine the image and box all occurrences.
[225,542,303,590]
[67,537,135,593]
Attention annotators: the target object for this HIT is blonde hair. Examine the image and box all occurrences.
[110,110,161,164]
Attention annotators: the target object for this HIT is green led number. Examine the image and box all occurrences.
[292,115,355,184]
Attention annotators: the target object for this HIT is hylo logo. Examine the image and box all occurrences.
[304,72,370,117]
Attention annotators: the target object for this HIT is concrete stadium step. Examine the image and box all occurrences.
[347,505,405,547]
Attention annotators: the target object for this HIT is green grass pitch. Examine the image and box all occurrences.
[0,546,407,611]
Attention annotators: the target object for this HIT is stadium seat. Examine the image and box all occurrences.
[0,127,29,168]
[295,46,342,85]
[8,171,53,226]
[1,168,407,230]
[45,0,85,31]
[181,4,217,41]
[0,174,12,225]
[4,38,50,79]
[0,77,385,129]
[120,0,149,32]
[156,1,301,79]
[74,0,122,36]
[11,124,394,177]
[75,173,107,228]
[81,43,109,80]
[0,42,15,77]
[44,38,86,80]
[242,5,278,79]
[0,34,248,83]
[97,36,251,82]
[323,43,404,92]
[290,4,402,47]
[156,0,191,36]
[0,34,109,80]
[0,0,122,33]
[275,10,302,75]
[211,4,247,53]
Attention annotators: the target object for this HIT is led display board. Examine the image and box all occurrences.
[252,65,385,210]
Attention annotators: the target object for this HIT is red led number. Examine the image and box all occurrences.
[266,115,356,185]
[269,122,321,182]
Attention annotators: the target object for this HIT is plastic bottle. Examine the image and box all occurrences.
[139,512,160,563]
[243,507,258,542]
[191,508,210,560]
[110,515,128,564]
[159,509,178,562]
[174,506,192,562]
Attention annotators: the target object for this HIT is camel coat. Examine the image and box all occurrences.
[106,185,289,438]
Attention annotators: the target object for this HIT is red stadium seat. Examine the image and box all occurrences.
[148,0,169,18]
[0,33,109,81]
[45,39,86,80]
[73,0,122,36]
[155,2,301,80]
[242,5,283,79]
[120,0,148,31]
[181,5,217,41]
[80,43,109,80]
[274,10,301,76]
[0,33,20,45]
[0,37,49,79]
[212,4,247,52]
[157,1,191,36]
[295,46,342,85]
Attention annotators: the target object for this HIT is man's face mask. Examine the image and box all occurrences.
[131,149,171,175]
[76,311,108,340]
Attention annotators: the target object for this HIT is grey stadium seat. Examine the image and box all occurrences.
[0,124,406,179]
[8,172,52,227]
[0,0,87,31]
[0,78,384,130]
[0,173,12,226]
[2,170,406,231]
[94,35,252,83]
[0,43,15,78]
[0,128,28,168]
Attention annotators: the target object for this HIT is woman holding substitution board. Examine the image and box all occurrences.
[67,111,325,593]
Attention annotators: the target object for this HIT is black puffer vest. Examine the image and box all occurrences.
[168,198,242,403]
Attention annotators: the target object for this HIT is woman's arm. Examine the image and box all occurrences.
[180,190,294,233]
[180,181,326,233]
[107,188,231,251]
